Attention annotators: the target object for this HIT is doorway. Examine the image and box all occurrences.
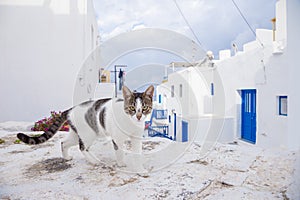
[241,89,256,143]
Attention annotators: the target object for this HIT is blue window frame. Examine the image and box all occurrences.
[210,83,214,96]
[279,96,288,116]
[158,94,162,103]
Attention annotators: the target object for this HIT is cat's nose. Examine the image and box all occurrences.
[136,113,142,120]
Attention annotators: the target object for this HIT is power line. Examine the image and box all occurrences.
[173,0,206,50]
[231,0,264,47]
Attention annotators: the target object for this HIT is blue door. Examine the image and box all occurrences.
[182,121,188,142]
[241,89,256,143]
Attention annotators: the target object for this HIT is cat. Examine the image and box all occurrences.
[17,85,154,169]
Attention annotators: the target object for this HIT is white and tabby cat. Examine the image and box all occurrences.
[17,85,154,168]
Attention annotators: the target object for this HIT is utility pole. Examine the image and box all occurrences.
[113,65,127,97]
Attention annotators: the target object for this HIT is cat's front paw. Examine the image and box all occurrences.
[137,171,150,178]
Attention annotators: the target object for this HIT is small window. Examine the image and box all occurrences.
[279,96,288,116]
[171,85,174,97]
[179,84,183,97]
[211,83,214,96]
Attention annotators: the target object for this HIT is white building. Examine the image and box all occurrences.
[157,0,300,150]
[157,57,233,147]
[0,0,99,122]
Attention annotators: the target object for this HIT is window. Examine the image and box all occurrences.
[278,96,288,116]
[171,85,174,97]
[179,84,183,97]
[210,83,214,96]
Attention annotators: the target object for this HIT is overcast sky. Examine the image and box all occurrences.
[93,0,277,58]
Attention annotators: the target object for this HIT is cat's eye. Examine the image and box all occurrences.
[129,106,135,111]
[142,105,149,110]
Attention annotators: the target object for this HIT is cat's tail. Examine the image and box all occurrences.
[17,109,70,145]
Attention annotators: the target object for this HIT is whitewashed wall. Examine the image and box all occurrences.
[217,0,299,150]
[156,66,230,143]
[286,0,300,150]
[0,0,99,122]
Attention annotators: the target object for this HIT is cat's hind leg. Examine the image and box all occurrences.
[79,134,104,165]
[112,139,126,167]
[61,130,78,160]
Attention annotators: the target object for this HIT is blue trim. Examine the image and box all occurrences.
[211,83,214,96]
[148,125,172,140]
[147,109,172,140]
[149,109,155,125]
[158,94,162,103]
[174,113,177,141]
[182,121,188,142]
[279,96,288,116]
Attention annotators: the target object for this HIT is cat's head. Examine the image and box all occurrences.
[122,85,154,123]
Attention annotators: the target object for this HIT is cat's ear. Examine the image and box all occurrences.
[144,85,154,98]
[122,85,132,100]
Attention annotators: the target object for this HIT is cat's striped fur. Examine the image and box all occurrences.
[17,85,154,168]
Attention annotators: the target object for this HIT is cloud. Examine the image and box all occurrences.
[93,0,277,57]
